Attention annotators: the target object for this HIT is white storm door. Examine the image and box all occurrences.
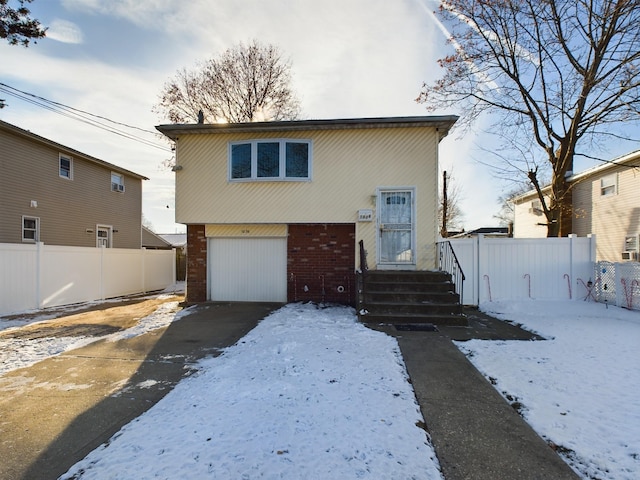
[378,189,415,266]
[96,226,112,248]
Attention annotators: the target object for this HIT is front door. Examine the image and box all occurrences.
[96,226,112,248]
[378,189,415,267]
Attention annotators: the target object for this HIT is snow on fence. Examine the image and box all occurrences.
[0,243,176,315]
[442,234,596,306]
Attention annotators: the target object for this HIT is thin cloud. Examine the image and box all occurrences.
[46,19,84,44]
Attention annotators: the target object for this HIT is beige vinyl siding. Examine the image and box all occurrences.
[0,126,143,248]
[590,166,640,262]
[175,126,440,269]
[513,194,548,238]
[571,180,592,237]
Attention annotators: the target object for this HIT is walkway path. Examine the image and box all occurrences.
[371,309,580,480]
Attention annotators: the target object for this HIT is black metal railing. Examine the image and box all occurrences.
[438,241,465,304]
[358,240,368,273]
[356,240,368,315]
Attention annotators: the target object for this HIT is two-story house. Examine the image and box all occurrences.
[157,116,458,305]
[0,120,148,249]
[512,150,640,262]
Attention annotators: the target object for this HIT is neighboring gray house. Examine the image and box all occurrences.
[0,120,148,248]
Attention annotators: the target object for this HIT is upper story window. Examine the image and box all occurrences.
[229,139,312,181]
[600,173,617,196]
[59,154,73,179]
[22,216,39,242]
[111,172,125,193]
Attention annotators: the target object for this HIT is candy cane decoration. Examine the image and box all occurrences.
[523,273,531,298]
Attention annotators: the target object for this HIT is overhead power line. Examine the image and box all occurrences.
[0,82,171,153]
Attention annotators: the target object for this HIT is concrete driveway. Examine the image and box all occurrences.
[0,298,281,480]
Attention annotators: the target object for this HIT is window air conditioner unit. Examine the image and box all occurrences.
[528,208,542,216]
[621,251,637,261]
[112,183,125,193]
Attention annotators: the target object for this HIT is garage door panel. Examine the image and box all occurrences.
[209,238,286,302]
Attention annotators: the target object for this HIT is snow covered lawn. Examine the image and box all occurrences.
[60,303,443,480]
[457,300,640,480]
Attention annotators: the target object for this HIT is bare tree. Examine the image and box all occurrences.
[494,183,532,229]
[155,40,301,124]
[438,170,465,237]
[418,0,640,237]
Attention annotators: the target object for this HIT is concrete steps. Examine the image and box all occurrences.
[359,270,467,326]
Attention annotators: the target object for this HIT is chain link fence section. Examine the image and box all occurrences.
[593,262,616,305]
[593,261,640,310]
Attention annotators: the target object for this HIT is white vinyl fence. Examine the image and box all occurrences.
[0,243,176,316]
[443,234,596,305]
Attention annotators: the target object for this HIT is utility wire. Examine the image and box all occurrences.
[0,82,171,153]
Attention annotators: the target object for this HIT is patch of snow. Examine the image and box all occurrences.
[0,336,99,376]
[59,303,443,480]
[0,302,190,376]
[106,302,189,341]
[457,299,640,480]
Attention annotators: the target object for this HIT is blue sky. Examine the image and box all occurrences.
[0,0,531,233]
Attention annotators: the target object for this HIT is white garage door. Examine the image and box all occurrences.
[208,238,287,302]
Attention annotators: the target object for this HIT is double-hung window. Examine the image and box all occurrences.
[22,216,39,242]
[111,172,125,193]
[600,173,617,196]
[229,139,312,181]
[59,154,73,179]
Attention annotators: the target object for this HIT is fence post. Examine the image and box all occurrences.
[568,234,576,301]
[36,241,44,309]
[142,247,147,294]
[587,234,596,263]
[100,245,105,301]
[477,234,485,303]
[172,248,177,285]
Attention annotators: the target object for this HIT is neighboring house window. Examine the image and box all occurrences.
[59,155,73,179]
[111,172,125,193]
[600,174,617,196]
[22,216,39,242]
[229,139,312,181]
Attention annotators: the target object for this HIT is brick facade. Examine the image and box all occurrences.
[186,224,207,303]
[287,224,356,305]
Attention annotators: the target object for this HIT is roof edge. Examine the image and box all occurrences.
[511,149,640,203]
[0,119,149,180]
[156,115,459,141]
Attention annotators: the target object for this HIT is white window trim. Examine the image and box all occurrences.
[59,154,73,180]
[228,138,313,182]
[600,173,617,196]
[111,172,125,193]
[22,215,40,243]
